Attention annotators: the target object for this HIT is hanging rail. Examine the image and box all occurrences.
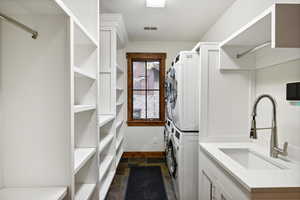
[236,41,271,59]
[0,12,38,39]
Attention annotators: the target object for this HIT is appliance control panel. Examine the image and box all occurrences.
[287,82,300,101]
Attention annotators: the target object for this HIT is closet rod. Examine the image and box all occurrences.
[0,12,38,39]
[236,41,271,59]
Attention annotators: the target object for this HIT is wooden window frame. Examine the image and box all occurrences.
[127,53,166,126]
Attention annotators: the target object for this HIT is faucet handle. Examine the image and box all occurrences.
[282,142,288,156]
[274,142,288,157]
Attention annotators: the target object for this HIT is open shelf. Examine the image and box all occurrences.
[116,64,124,74]
[99,155,114,182]
[100,171,115,200]
[99,115,115,127]
[74,148,96,174]
[116,148,123,167]
[74,67,96,80]
[74,78,97,106]
[116,135,124,150]
[74,105,96,113]
[99,134,114,153]
[0,187,67,200]
[116,87,123,92]
[75,111,97,147]
[73,17,98,47]
[75,184,96,200]
[116,102,124,107]
[219,3,300,70]
[116,120,123,130]
[61,0,98,43]
[74,22,98,77]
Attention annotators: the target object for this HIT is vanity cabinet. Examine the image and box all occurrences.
[199,146,249,200]
[199,146,300,200]
[200,169,233,200]
[200,171,213,200]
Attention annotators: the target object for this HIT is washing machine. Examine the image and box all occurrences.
[167,126,199,200]
[171,51,200,132]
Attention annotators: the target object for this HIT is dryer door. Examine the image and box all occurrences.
[166,139,177,179]
[167,67,177,119]
[165,74,173,120]
[163,126,169,152]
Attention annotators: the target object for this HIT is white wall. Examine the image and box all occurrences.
[124,41,196,152]
[201,0,300,158]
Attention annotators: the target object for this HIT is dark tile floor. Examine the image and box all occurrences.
[106,157,177,200]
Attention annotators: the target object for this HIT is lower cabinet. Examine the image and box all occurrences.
[200,170,213,200]
[200,170,233,200]
[199,146,300,200]
[199,146,250,200]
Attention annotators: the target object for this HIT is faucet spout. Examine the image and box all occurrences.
[250,94,288,158]
[250,116,257,139]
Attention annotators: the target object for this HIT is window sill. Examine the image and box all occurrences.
[127,120,165,127]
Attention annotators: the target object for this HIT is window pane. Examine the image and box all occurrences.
[147,91,160,119]
[147,61,160,89]
[133,61,146,89]
[133,91,146,119]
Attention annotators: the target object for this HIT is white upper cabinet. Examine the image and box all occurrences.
[219,3,300,70]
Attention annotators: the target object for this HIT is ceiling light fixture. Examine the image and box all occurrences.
[146,0,166,8]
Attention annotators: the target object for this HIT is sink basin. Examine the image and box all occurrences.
[220,148,287,170]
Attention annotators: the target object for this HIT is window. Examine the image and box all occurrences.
[127,53,166,126]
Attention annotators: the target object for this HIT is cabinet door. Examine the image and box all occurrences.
[200,171,213,200]
[215,182,233,200]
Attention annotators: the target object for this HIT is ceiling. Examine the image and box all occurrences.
[101,0,236,41]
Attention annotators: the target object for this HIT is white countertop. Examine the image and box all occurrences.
[199,142,300,192]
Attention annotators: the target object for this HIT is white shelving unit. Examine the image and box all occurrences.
[98,13,128,200]
[0,0,99,200]
[219,3,300,70]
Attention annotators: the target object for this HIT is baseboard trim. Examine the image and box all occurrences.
[123,151,165,158]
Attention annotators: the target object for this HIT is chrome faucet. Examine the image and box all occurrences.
[250,94,288,158]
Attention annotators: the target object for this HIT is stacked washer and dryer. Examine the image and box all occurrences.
[165,51,200,200]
